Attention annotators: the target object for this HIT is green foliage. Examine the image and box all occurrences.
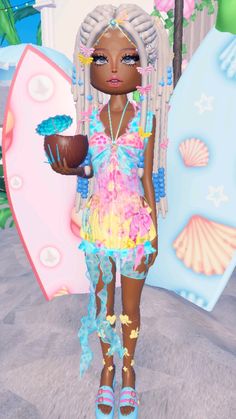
[167,9,174,19]
[0,192,14,229]
[36,20,41,45]
[182,43,187,55]
[13,5,38,23]
[195,0,216,14]
[164,18,173,30]
[0,2,40,46]
[151,7,161,18]
[0,0,21,44]
[151,0,216,57]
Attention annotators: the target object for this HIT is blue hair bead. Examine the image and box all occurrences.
[87,95,93,101]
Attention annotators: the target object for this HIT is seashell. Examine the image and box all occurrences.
[173,215,236,276]
[53,286,70,298]
[179,138,209,167]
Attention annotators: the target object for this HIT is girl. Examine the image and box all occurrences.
[51,4,172,418]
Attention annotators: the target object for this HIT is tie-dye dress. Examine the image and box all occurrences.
[77,101,157,377]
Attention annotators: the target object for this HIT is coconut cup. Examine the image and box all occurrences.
[44,134,88,168]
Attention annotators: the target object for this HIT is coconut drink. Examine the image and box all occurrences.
[36,115,88,167]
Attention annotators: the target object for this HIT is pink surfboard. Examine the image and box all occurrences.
[2,45,123,301]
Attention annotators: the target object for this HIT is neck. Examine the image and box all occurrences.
[109,94,129,111]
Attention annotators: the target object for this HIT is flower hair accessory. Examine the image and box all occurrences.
[78,53,94,65]
[138,126,152,139]
[136,84,152,95]
[94,10,136,48]
[137,65,154,75]
[109,11,129,27]
[79,43,95,57]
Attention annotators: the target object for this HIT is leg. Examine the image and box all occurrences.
[119,253,150,416]
[96,256,117,415]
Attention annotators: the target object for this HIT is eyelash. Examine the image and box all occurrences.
[121,54,140,66]
[92,53,140,66]
[92,54,108,66]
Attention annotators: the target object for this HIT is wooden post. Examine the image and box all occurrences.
[173,0,184,87]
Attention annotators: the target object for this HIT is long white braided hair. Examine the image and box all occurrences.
[72,4,173,218]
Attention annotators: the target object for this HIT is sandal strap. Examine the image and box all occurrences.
[96,387,115,398]
[119,397,139,407]
[96,396,114,406]
[120,389,137,397]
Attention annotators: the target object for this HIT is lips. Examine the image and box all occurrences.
[107,77,123,87]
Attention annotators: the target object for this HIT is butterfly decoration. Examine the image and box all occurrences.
[78,53,94,65]
[80,106,93,122]
[136,84,152,95]
[136,65,153,75]
[79,43,95,57]
[115,11,129,24]
[138,126,152,139]
[160,138,169,149]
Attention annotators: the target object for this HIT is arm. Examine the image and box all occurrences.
[141,115,158,234]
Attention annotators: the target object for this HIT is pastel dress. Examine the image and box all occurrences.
[77,100,157,377]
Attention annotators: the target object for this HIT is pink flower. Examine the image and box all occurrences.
[154,0,195,19]
[155,0,173,12]
[130,208,151,238]
[183,0,195,19]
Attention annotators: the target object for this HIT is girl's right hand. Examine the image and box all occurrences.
[51,158,87,177]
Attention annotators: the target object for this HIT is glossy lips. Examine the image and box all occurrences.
[107,77,123,87]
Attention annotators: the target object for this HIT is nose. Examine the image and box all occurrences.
[111,56,118,73]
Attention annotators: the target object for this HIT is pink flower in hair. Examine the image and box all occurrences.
[154,0,195,20]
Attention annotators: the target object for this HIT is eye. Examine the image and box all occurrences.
[92,54,108,65]
[121,54,140,66]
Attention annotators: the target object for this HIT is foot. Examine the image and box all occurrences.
[120,365,136,416]
[98,364,116,415]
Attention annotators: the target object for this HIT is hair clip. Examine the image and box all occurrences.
[138,126,152,139]
[136,84,152,95]
[78,53,93,65]
[109,11,128,27]
[160,138,169,149]
[79,43,95,57]
[137,65,153,75]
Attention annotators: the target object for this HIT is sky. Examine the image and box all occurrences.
[1,0,41,46]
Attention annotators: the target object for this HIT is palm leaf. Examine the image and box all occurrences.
[36,20,41,45]
[0,0,21,44]
[13,5,39,23]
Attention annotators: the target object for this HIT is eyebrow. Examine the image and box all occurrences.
[93,47,137,51]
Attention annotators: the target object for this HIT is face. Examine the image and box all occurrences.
[90,28,142,95]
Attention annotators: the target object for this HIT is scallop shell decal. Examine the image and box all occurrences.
[179,138,209,167]
[173,215,236,275]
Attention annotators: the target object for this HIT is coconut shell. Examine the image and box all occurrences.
[44,134,88,168]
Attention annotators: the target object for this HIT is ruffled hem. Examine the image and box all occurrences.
[77,239,156,378]
[78,238,156,269]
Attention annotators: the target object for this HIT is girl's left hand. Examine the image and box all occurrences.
[146,236,158,269]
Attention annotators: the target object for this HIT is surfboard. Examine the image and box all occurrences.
[2,45,103,301]
[146,27,236,312]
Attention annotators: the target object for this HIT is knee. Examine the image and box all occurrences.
[120,306,140,320]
